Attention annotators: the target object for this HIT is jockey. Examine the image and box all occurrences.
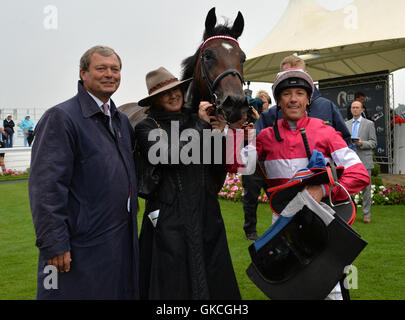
[242,69,370,205]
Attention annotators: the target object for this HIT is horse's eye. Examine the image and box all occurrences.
[203,49,216,62]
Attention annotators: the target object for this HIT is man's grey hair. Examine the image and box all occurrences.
[79,45,122,79]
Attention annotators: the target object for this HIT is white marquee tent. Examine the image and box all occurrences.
[244,0,405,82]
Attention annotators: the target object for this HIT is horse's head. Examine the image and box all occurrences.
[182,7,248,124]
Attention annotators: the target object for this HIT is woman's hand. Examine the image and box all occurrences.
[198,101,214,123]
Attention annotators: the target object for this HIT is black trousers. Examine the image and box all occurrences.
[241,171,268,234]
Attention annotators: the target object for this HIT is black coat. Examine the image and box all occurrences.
[3,119,15,134]
[29,81,139,299]
[135,110,240,300]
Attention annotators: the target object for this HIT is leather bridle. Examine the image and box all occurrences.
[198,35,245,122]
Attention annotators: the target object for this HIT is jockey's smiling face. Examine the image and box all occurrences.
[279,87,309,122]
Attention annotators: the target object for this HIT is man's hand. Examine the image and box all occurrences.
[354,138,363,147]
[242,123,255,142]
[305,185,324,203]
[210,114,227,132]
[47,251,71,273]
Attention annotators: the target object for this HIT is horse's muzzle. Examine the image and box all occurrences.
[217,94,249,124]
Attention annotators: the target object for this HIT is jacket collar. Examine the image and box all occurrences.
[311,87,321,102]
[77,81,117,118]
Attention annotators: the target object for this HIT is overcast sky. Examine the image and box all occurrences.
[1,0,404,110]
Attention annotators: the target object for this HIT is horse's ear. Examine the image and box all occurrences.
[231,11,244,39]
[205,7,217,35]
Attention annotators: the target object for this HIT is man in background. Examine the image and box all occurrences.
[242,90,272,241]
[346,101,377,223]
[0,126,6,173]
[346,92,370,121]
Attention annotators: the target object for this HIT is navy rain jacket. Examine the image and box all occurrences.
[29,81,139,299]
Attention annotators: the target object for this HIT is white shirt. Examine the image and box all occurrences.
[87,91,111,116]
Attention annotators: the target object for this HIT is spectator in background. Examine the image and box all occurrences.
[255,90,271,112]
[20,114,35,147]
[242,90,272,241]
[346,92,371,121]
[0,126,6,173]
[255,55,352,146]
[346,101,377,223]
[3,115,15,148]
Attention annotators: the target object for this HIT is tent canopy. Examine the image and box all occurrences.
[244,0,405,83]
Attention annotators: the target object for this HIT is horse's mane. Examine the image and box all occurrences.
[181,21,239,81]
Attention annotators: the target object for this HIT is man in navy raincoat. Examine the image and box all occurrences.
[29,46,139,299]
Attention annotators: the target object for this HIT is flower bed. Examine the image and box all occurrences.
[219,173,405,206]
[0,169,29,181]
[218,173,269,203]
[354,184,405,206]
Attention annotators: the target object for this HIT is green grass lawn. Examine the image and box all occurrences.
[0,182,404,300]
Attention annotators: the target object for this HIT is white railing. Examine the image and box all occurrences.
[1,147,31,172]
[1,147,31,153]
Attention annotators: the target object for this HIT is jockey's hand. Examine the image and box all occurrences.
[305,185,324,203]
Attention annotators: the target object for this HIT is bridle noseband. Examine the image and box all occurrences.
[199,35,245,122]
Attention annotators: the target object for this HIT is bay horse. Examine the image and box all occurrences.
[121,7,248,127]
[181,7,248,124]
[120,8,248,193]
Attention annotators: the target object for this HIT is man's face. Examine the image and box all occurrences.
[351,101,364,118]
[80,52,121,101]
[279,87,309,122]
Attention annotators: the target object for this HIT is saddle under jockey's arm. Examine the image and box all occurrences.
[325,149,370,202]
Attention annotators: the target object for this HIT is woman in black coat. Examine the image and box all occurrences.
[135,67,240,300]
[3,115,15,148]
